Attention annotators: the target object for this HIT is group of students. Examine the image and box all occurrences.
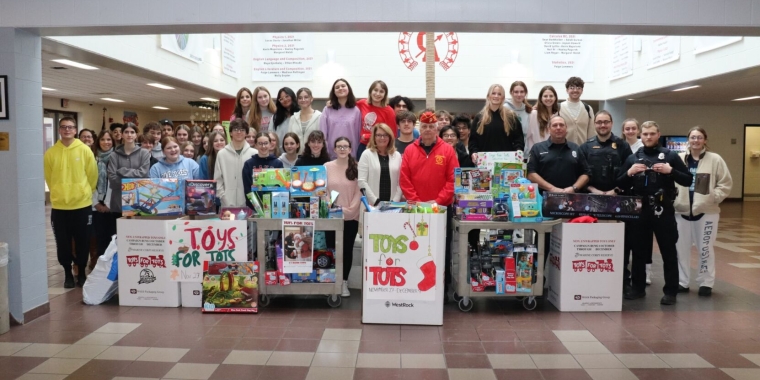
[47,76,731,303]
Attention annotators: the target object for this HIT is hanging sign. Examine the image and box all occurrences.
[533,34,595,82]
[221,33,240,79]
[609,35,633,80]
[646,36,680,69]
[397,32,459,71]
[694,36,742,55]
[252,33,314,81]
[160,34,204,63]
[165,220,247,282]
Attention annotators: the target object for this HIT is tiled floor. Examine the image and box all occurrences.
[4,203,760,379]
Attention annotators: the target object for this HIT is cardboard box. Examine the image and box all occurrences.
[272,192,289,219]
[290,166,327,197]
[219,207,253,221]
[181,281,202,308]
[317,269,336,283]
[516,250,533,293]
[290,202,310,219]
[121,178,184,217]
[290,271,318,283]
[262,193,271,218]
[278,272,291,286]
[495,269,505,294]
[185,180,217,216]
[265,270,278,285]
[309,197,320,219]
[251,168,291,192]
[504,257,517,294]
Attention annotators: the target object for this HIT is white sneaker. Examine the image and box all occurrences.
[646,264,652,285]
[341,281,351,297]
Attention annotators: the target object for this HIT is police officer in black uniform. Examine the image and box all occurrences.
[528,115,590,192]
[580,111,634,285]
[617,121,692,305]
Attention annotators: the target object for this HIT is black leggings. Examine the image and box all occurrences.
[93,211,117,257]
[342,220,360,281]
[51,207,91,272]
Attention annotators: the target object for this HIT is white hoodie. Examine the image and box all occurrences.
[214,142,257,207]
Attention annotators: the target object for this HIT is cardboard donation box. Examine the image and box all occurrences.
[117,219,180,307]
[547,223,624,312]
[362,212,446,325]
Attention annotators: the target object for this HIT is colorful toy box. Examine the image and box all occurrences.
[272,192,290,219]
[185,180,217,216]
[495,269,506,294]
[262,193,272,218]
[504,257,517,293]
[492,161,524,197]
[516,250,533,293]
[202,261,259,313]
[219,207,253,221]
[290,166,328,197]
[121,178,184,216]
[542,192,642,220]
[251,168,291,192]
[290,201,311,219]
[317,269,336,283]
[454,168,493,194]
[290,271,318,283]
[264,270,278,285]
[309,197,320,219]
[507,183,544,223]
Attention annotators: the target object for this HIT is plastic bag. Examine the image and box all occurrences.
[83,235,119,305]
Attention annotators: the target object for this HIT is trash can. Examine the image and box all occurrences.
[0,242,9,334]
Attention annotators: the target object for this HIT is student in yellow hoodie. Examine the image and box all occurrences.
[44,117,98,288]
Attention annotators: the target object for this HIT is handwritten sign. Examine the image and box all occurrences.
[166,220,247,282]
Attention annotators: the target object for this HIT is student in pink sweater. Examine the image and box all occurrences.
[325,137,361,297]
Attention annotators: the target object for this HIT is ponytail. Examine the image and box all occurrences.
[346,155,358,181]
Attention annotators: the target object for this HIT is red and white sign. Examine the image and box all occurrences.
[397,32,459,71]
[362,212,445,325]
[547,223,624,312]
[646,36,680,69]
[165,220,247,282]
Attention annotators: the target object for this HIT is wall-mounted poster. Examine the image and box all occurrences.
[221,33,240,79]
[533,34,595,82]
[0,75,8,120]
[123,111,138,126]
[694,36,743,55]
[252,33,314,81]
[609,36,633,81]
[160,34,204,63]
[646,36,681,69]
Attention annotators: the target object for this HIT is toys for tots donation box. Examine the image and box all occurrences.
[362,212,445,325]
[547,223,624,312]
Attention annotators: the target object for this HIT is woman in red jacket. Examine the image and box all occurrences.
[356,80,397,160]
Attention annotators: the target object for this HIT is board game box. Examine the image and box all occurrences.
[202,261,259,313]
[185,180,217,215]
[121,178,184,216]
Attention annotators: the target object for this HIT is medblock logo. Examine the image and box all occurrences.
[130,289,137,294]
[385,301,391,308]
[574,295,582,300]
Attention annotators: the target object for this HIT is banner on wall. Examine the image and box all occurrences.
[646,36,680,69]
[160,34,204,63]
[165,220,248,282]
[533,34,595,82]
[123,111,138,127]
[252,33,314,81]
[609,35,633,81]
[221,34,240,79]
[694,36,743,55]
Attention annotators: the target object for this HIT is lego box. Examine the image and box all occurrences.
[121,178,184,217]
[185,180,217,216]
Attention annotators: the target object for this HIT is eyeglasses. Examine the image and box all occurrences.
[335,146,351,151]
[231,128,246,132]
[375,134,389,139]
[568,86,583,91]
[442,134,457,138]
[594,120,612,126]
[689,135,705,141]
[256,142,269,147]
[59,125,76,130]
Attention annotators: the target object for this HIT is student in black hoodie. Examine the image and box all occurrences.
[295,130,331,166]
[242,132,284,208]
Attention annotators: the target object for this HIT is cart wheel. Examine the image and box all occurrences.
[259,294,271,307]
[522,296,537,311]
[458,298,474,312]
[327,294,342,308]
[452,292,463,302]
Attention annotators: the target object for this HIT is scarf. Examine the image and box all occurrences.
[96,148,114,200]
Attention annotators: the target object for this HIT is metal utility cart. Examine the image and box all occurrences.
[452,219,561,311]
[254,218,345,308]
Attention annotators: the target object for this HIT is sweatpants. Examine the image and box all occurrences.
[51,207,91,273]
[631,205,679,296]
[342,220,360,281]
[93,211,117,257]
[676,214,719,289]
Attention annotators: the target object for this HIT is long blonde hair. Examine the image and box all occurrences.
[250,86,277,133]
[476,84,516,136]
[367,123,397,155]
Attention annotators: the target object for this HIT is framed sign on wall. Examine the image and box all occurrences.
[0,75,8,120]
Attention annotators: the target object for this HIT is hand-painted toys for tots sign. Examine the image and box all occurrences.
[166,220,247,282]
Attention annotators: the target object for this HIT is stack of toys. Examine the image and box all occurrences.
[454,168,494,220]
[467,229,537,294]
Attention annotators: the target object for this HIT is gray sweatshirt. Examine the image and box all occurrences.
[106,145,151,212]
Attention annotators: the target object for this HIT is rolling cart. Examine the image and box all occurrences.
[254,218,345,308]
[452,219,561,312]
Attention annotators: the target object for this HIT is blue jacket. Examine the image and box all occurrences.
[198,155,211,180]
[242,154,284,209]
[149,155,200,181]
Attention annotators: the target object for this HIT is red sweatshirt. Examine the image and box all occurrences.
[399,136,459,206]
[356,99,398,145]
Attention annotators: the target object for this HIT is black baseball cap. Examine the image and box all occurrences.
[159,119,174,127]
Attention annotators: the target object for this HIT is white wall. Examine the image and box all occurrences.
[627,104,760,199]
[745,127,760,196]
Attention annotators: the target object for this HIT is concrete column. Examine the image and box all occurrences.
[0,28,48,323]
[599,100,627,137]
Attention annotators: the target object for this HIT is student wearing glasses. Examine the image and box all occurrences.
[242,132,284,209]
[559,77,596,146]
[358,123,403,206]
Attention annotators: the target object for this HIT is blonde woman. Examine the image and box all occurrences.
[470,84,524,153]
[251,86,277,133]
[358,123,403,206]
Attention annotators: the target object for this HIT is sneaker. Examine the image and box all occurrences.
[624,287,646,300]
[645,264,652,285]
[341,281,350,297]
[660,295,677,305]
[698,286,712,297]
[678,285,690,293]
[64,272,75,289]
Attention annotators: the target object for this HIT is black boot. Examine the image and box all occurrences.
[64,270,75,289]
[77,272,86,288]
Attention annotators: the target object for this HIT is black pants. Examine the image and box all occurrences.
[622,221,653,286]
[631,205,679,296]
[445,206,454,291]
[51,207,91,272]
[93,211,118,257]
[342,220,359,281]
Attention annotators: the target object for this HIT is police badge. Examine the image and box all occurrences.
[658,153,665,160]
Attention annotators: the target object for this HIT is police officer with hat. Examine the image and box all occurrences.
[618,121,692,305]
[580,111,634,285]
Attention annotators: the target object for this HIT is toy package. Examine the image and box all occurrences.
[504,257,517,293]
[219,207,253,221]
[317,269,336,283]
[185,180,217,216]
[272,192,290,219]
[456,194,494,221]
[508,183,543,222]
[290,271,318,283]
[454,168,492,194]
[516,250,533,293]
[251,168,291,192]
[262,193,272,218]
[475,151,525,172]
[542,192,642,220]
[290,166,328,197]
[492,161,525,197]
[202,261,259,313]
[495,269,506,294]
[290,201,311,219]
[309,197,320,219]
[121,178,184,216]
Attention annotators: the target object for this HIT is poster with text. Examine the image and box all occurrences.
[609,35,633,80]
[221,33,240,79]
[282,219,315,273]
[646,36,680,69]
[160,34,204,63]
[252,33,314,81]
[694,36,742,55]
[533,34,595,82]
[166,220,247,282]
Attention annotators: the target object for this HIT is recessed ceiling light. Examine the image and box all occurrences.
[627,99,635,101]
[201,97,219,102]
[101,98,124,103]
[672,85,700,92]
[42,87,56,91]
[147,83,175,90]
[732,95,760,101]
[152,106,170,110]
[51,59,98,70]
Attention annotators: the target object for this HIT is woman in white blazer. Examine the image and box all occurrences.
[288,87,322,155]
[358,123,403,206]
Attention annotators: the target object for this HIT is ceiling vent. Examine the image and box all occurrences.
[51,66,68,70]
[92,92,115,96]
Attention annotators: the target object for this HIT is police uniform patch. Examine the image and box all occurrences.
[658,153,665,160]
[572,151,577,158]
[611,142,617,149]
